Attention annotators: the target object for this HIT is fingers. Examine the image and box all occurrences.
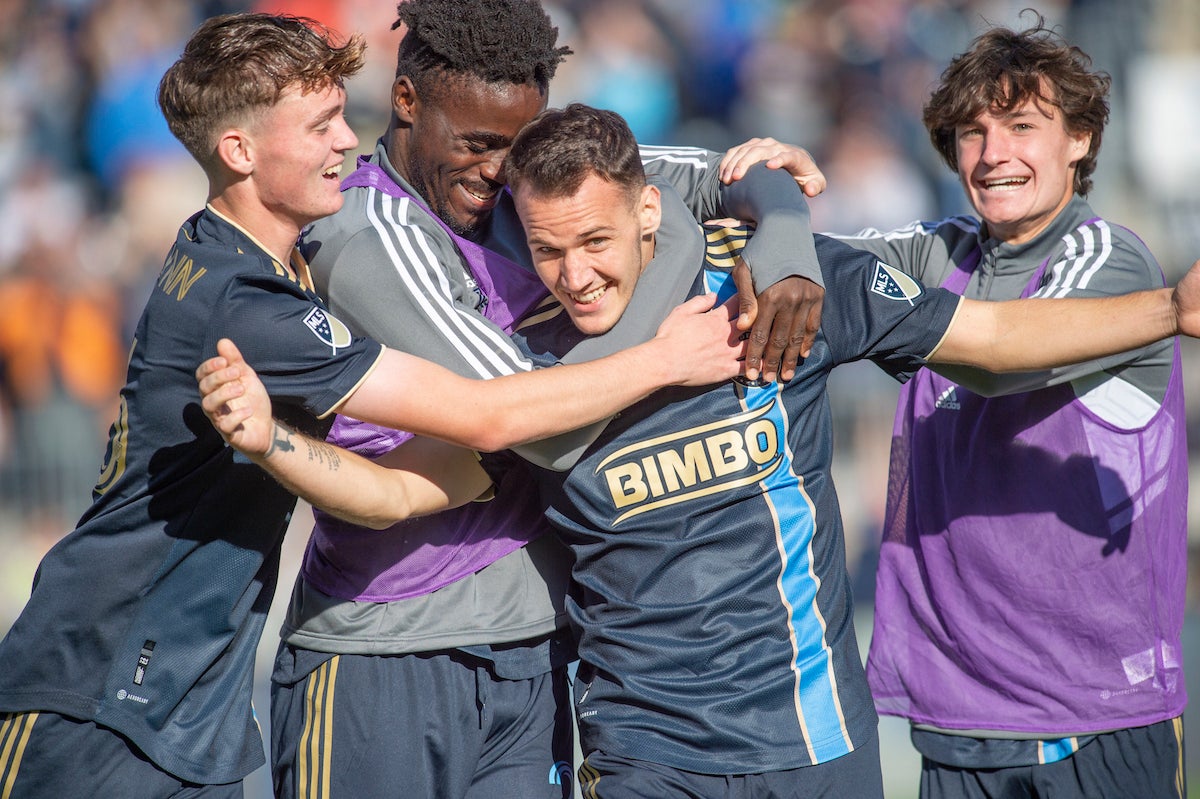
[718,137,779,184]
[750,304,796,384]
[199,375,246,416]
[216,337,244,364]
[732,261,757,330]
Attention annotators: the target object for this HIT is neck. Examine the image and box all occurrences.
[208,195,300,268]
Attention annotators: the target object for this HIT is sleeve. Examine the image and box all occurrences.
[307,188,600,468]
[311,196,535,379]
[209,273,383,419]
[932,224,1174,398]
[640,145,822,288]
[814,235,960,382]
[821,217,973,285]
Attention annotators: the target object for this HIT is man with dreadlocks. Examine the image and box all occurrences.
[276,0,828,797]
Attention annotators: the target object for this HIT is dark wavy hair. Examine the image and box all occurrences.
[393,0,571,100]
[505,103,645,204]
[158,13,365,168]
[923,12,1110,196]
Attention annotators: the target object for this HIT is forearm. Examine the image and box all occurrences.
[249,423,448,529]
[346,339,676,452]
[720,163,821,287]
[932,289,1178,371]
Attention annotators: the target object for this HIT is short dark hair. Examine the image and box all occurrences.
[505,103,645,203]
[158,13,365,167]
[393,0,571,100]
[923,12,1110,196]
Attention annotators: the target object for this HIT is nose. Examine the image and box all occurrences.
[559,250,594,292]
[979,132,1009,166]
[481,149,507,184]
[335,116,359,153]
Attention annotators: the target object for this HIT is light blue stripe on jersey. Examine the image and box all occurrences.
[706,268,736,303]
[1038,737,1079,764]
[705,266,852,763]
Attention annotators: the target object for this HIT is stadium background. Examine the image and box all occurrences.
[0,1,1197,796]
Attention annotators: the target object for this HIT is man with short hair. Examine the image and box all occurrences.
[198,102,1200,798]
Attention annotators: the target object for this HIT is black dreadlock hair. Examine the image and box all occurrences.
[393,0,571,100]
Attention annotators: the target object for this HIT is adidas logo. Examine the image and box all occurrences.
[935,386,961,410]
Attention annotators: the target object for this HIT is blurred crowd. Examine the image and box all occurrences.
[2,0,1200,624]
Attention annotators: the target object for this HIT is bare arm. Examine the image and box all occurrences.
[199,341,490,529]
[200,294,743,453]
[930,261,1200,368]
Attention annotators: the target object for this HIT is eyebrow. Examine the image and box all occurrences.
[460,130,512,148]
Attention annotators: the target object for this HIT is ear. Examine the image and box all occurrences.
[393,76,418,125]
[639,183,662,238]
[1069,130,1091,162]
[215,128,255,177]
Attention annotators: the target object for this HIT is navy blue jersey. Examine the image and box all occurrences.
[504,221,960,774]
[0,207,382,783]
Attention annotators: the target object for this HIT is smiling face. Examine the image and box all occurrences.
[247,81,359,232]
[515,173,661,336]
[394,74,546,239]
[955,94,1090,245]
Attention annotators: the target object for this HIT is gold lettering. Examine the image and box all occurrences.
[640,455,665,498]
[658,441,713,492]
[706,430,748,477]
[745,419,777,465]
[605,463,648,509]
[158,251,207,301]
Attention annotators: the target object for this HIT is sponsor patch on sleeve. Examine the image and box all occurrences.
[870,260,923,305]
[303,307,353,352]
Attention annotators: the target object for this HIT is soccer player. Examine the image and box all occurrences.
[197,103,1200,798]
[721,15,1190,798]
[275,1,825,796]
[0,17,743,798]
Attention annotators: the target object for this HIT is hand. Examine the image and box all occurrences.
[1174,258,1200,339]
[718,137,827,197]
[195,338,277,457]
[732,260,823,382]
[653,293,745,387]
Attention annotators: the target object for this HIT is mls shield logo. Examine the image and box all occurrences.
[303,307,353,353]
[870,261,923,305]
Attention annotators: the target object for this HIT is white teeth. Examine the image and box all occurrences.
[323,164,341,178]
[570,286,606,305]
[984,176,1027,189]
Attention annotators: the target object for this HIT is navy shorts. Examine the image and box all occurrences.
[0,711,244,798]
[271,646,574,799]
[919,717,1186,799]
[576,730,883,799]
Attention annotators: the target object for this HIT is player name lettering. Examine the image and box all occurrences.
[158,250,208,301]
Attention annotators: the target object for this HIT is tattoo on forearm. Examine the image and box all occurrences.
[264,423,295,458]
[262,421,341,471]
[302,438,342,472]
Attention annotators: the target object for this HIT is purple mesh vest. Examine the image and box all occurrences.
[300,159,551,601]
[867,249,1188,734]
